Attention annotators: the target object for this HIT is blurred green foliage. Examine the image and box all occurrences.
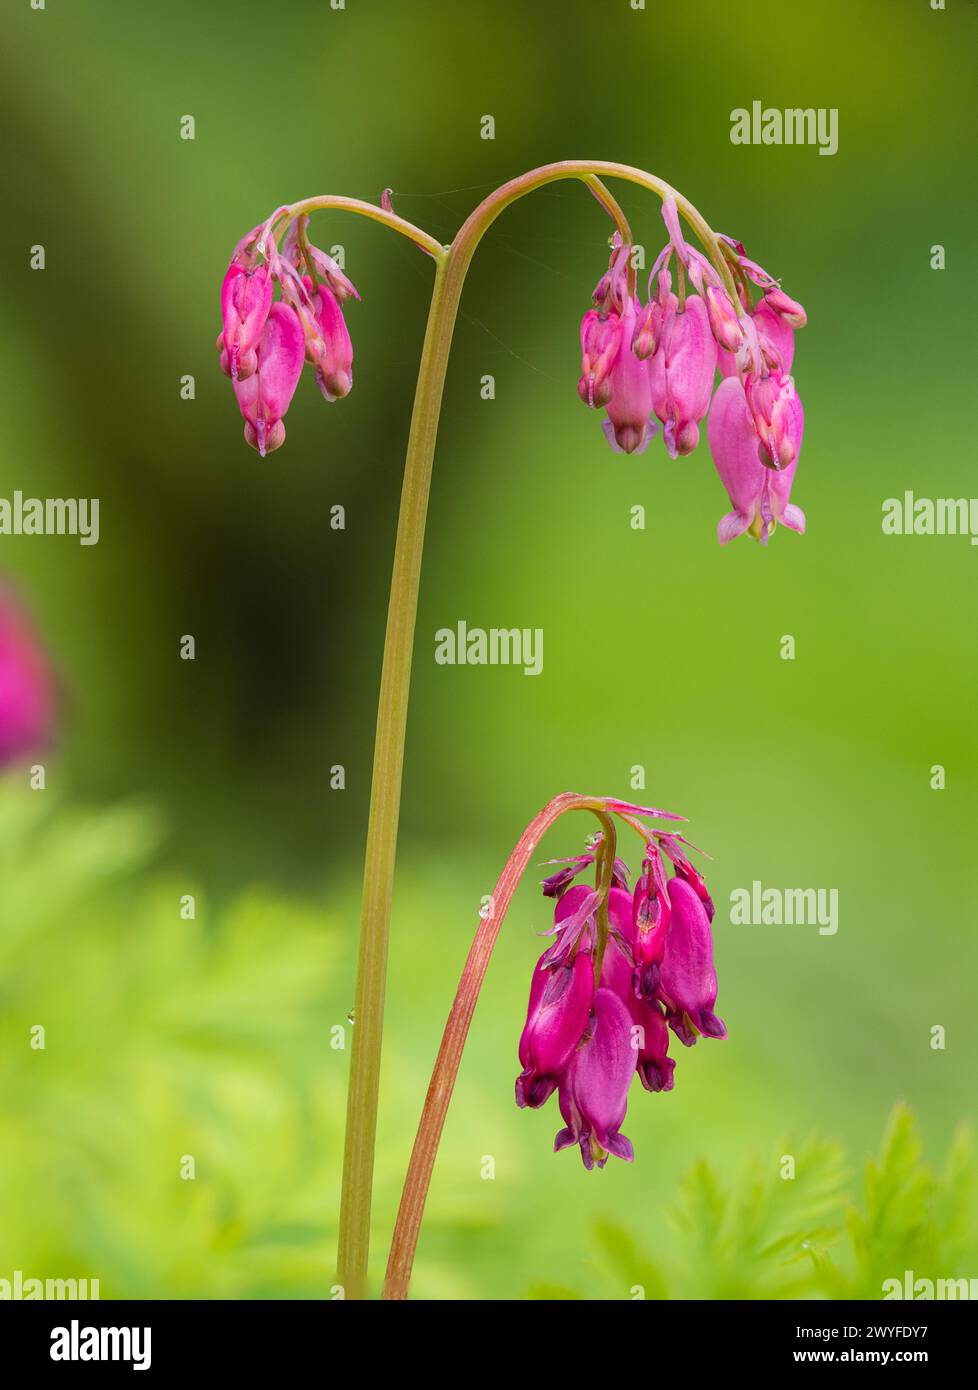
[1,788,974,1299]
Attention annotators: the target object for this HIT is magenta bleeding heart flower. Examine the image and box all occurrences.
[217,214,359,455]
[578,235,658,455]
[516,811,724,1171]
[232,303,306,457]
[0,586,55,767]
[649,288,717,458]
[576,197,807,541]
[708,376,805,544]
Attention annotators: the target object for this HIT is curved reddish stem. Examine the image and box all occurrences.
[382,791,605,1300]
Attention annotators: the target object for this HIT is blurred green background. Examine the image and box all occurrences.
[2,0,977,1299]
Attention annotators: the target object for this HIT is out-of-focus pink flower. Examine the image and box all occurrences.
[708,376,805,544]
[0,587,55,766]
[232,303,305,456]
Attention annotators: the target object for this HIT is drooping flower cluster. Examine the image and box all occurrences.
[0,585,55,767]
[217,215,359,455]
[578,200,808,545]
[516,816,724,1170]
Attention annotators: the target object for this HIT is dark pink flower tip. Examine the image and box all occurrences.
[0,588,56,766]
[553,988,636,1169]
[659,877,725,1047]
[516,950,594,1109]
[233,303,306,457]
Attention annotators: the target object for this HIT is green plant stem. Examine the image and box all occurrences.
[331,162,737,1299]
[336,249,452,1300]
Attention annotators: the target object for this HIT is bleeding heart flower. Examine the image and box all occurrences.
[708,375,806,545]
[233,303,306,456]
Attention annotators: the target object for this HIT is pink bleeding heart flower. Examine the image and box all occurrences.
[0,586,56,766]
[313,285,355,401]
[515,825,721,1168]
[659,877,726,1046]
[307,242,360,306]
[515,947,594,1110]
[632,997,674,1093]
[232,302,305,457]
[649,292,718,458]
[553,987,636,1169]
[578,308,622,409]
[708,376,806,544]
[630,296,661,361]
[601,299,657,455]
[744,368,802,470]
[763,286,806,329]
[603,886,675,1094]
[702,281,744,354]
[719,298,794,378]
[219,262,273,382]
[630,843,672,999]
